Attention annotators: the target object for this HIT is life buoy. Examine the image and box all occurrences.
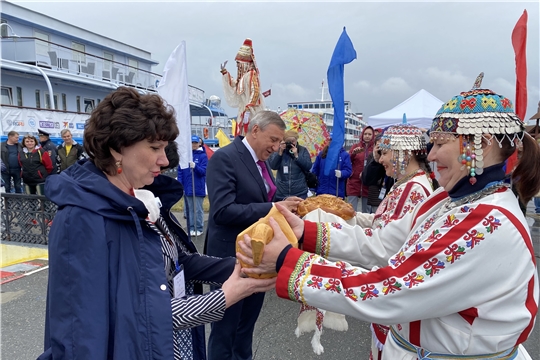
[203,128,209,139]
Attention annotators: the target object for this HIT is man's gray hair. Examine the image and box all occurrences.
[247,110,286,133]
[60,129,72,136]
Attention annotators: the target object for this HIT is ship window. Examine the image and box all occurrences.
[76,96,81,112]
[16,87,22,106]
[45,93,58,109]
[1,20,8,37]
[34,30,50,56]
[84,98,95,113]
[314,104,320,109]
[35,90,41,108]
[1,87,13,105]
[71,42,86,63]
[103,52,113,71]
[128,58,138,69]
[298,104,302,109]
[62,93,67,111]
[308,104,313,109]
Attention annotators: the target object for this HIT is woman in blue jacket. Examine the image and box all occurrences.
[311,140,352,198]
[39,87,275,360]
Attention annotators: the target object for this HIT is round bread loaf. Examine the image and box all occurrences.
[297,194,355,220]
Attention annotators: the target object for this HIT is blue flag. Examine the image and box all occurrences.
[324,27,357,176]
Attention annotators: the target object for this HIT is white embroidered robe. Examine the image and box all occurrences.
[278,187,538,359]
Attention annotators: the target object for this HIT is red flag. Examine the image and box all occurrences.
[262,89,271,97]
[507,10,528,174]
[512,9,527,121]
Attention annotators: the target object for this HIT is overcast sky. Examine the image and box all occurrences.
[11,1,540,124]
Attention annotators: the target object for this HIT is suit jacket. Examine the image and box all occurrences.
[206,136,275,258]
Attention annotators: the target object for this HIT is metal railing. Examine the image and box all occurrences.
[1,36,161,92]
[1,193,57,245]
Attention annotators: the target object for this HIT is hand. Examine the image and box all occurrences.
[335,169,342,178]
[289,143,298,157]
[275,202,304,239]
[189,161,195,169]
[236,217,291,277]
[373,145,381,162]
[221,262,276,308]
[279,142,286,155]
[353,147,364,154]
[277,197,302,213]
[220,60,228,73]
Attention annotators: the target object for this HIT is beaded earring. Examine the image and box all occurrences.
[116,160,123,174]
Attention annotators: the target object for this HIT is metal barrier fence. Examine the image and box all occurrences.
[1,193,57,245]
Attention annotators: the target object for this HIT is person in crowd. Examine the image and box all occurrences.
[239,86,540,360]
[178,135,208,237]
[205,110,302,360]
[268,129,312,200]
[352,124,438,358]
[311,137,352,198]
[361,133,395,212]
[39,87,275,360]
[1,130,23,193]
[38,129,58,174]
[19,134,53,195]
[0,159,5,191]
[347,126,375,212]
[56,129,85,172]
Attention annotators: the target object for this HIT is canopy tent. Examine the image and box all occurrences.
[368,89,444,129]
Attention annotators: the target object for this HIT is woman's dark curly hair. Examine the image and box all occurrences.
[84,87,179,175]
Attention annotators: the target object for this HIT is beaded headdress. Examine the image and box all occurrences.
[379,124,427,176]
[430,73,525,184]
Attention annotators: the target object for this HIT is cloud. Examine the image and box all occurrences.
[353,80,371,90]
[419,67,470,90]
[379,77,413,94]
[272,83,310,99]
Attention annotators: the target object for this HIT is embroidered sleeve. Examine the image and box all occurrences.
[302,181,432,269]
[279,205,537,330]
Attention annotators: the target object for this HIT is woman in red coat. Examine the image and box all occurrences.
[346,126,374,212]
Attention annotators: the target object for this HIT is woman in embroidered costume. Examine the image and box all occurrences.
[298,124,439,355]
[238,84,540,359]
[221,38,266,136]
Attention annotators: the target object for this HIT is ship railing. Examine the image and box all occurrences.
[1,36,161,92]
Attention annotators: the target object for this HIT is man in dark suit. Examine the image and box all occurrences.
[205,110,302,360]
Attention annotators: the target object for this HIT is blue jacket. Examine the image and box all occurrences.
[39,159,230,360]
[311,148,352,198]
[178,148,207,197]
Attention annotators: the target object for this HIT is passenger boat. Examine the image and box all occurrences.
[0,1,230,146]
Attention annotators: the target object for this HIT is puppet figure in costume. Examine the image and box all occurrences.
[239,77,540,359]
[220,38,265,136]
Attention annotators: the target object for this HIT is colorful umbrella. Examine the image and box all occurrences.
[279,109,330,160]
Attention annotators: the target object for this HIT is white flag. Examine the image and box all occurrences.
[157,41,192,169]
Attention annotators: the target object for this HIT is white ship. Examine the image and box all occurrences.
[286,80,368,148]
[0,1,229,146]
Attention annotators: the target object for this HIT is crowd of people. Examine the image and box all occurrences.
[0,128,86,195]
[13,82,536,360]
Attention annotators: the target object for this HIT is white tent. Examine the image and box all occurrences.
[368,89,444,129]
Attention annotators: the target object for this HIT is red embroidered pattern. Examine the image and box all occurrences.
[482,215,501,234]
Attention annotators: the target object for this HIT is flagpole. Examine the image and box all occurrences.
[191,167,198,239]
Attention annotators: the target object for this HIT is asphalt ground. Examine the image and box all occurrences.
[1,209,539,359]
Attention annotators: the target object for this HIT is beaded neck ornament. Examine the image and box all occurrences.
[379,124,427,177]
[430,73,524,185]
